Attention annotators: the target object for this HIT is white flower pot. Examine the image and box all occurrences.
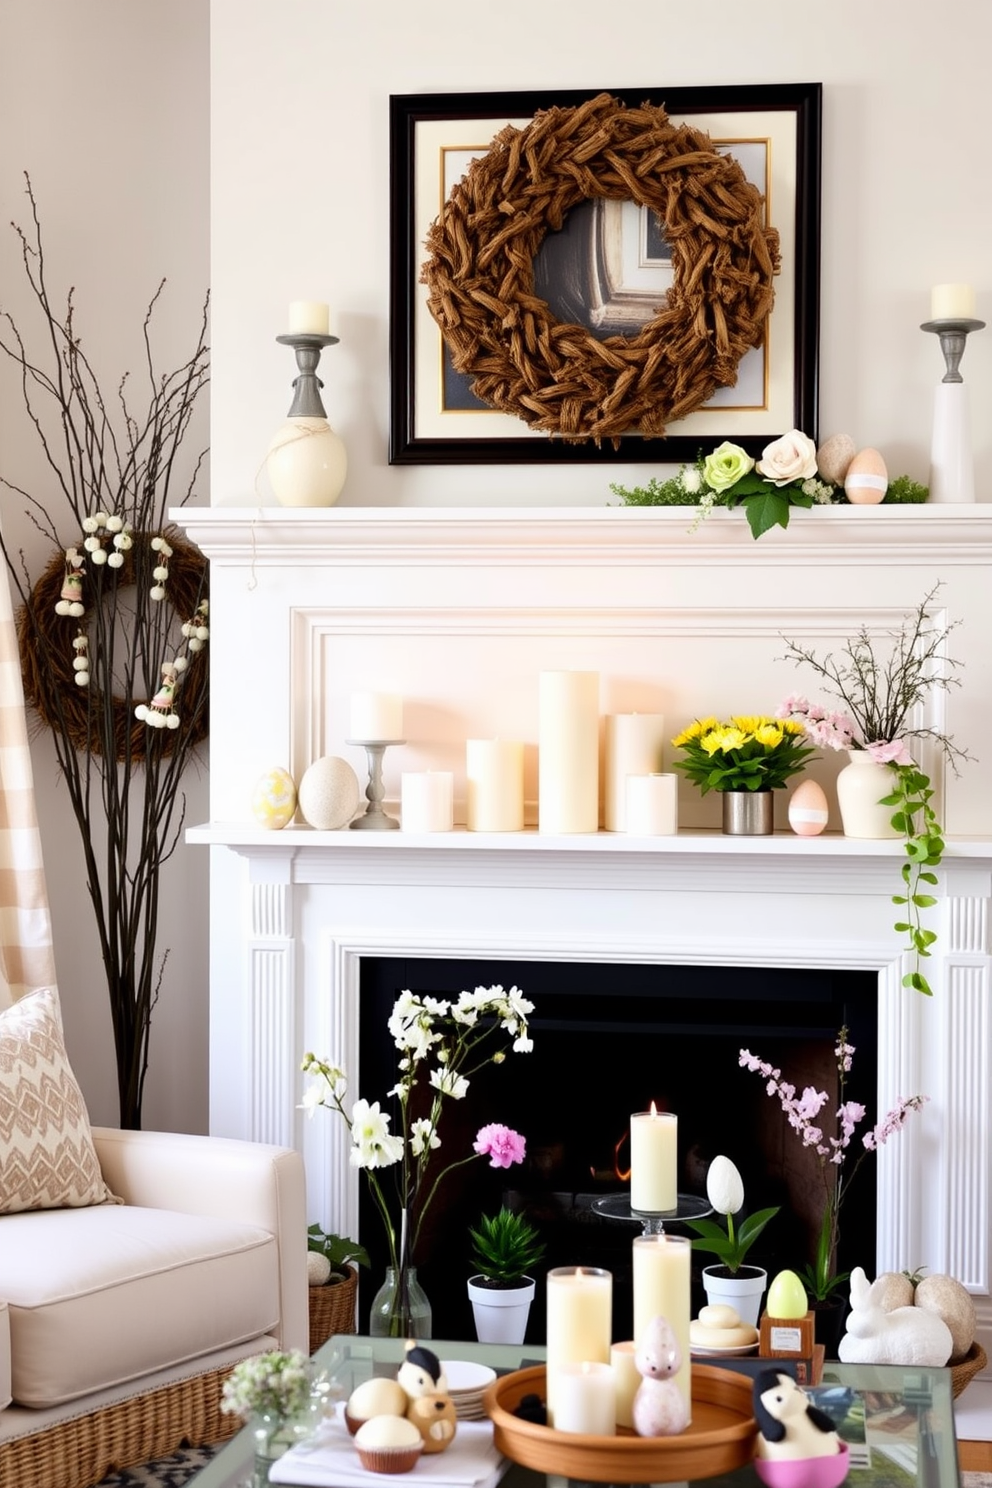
[835,750,900,840]
[467,1275,535,1344]
[701,1264,768,1327]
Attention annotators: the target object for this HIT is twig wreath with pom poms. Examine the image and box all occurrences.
[19,521,209,762]
[420,91,780,445]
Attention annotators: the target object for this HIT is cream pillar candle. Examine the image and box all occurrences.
[400,772,453,832]
[350,692,403,741]
[538,670,599,834]
[630,1106,677,1213]
[288,299,330,335]
[553,1362,616,1435]
[545,1266,612,1425]
[604,713,666,831]
[632,1235,692,1419]
[931,283,976,320]
[610,1340,641,1430]
[466,739,525,831]
[625,774,678,836]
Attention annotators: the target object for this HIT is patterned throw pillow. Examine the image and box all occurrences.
[0,986,118,1212]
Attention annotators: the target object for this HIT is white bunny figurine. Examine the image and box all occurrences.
[838,1266,953,1366]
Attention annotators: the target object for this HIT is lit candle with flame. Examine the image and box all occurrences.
[629,1104,677,1212]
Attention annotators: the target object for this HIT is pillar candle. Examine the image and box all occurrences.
[288,299,330,335]
[630,1107,677,1213]
[552,1362,616,1435]
[400,772,453,832]
[632,1234,692,1420]
[625,774,678,836]
[538,670,599,834]
[610,1340,641,1430]
[931,283,975,321]
[545,1266,612,1425]
[350,692,403,741]
[604,713,666,831]
[466,739,525,831]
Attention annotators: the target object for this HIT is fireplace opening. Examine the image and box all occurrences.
[357,957,878,1342]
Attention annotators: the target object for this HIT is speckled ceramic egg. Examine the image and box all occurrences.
[250,766,297,829]
[816,432,856,486]
[788,778,829,837]
[298,755,361,830]
[844,447,888,505]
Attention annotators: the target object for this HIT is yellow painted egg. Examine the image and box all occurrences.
[766,1269,809,1319]
[250,766,297,829]
[816,433,856,486]
[788,778,829,837]
[844,447,888,505]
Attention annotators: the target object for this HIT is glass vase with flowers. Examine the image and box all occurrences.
[301,983,533,1338]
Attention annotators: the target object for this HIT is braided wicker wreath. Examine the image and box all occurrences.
[18,527,209,763]
[421,92,781,445]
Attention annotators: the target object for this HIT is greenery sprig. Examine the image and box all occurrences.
[882,766,944,995]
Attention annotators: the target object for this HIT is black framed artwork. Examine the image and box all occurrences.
[388,82,821,466]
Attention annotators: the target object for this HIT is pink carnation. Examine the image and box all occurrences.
[474,1123,526,1168]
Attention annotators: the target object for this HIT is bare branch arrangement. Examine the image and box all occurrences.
[0,175,210,1127]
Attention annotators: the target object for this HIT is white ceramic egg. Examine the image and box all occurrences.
[788,778,829,837]
[298,755,361,830]
[250,766,297,830]
[844,447,888,505]
[815,432,856,486]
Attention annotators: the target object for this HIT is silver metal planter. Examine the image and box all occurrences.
[721,791,774,835]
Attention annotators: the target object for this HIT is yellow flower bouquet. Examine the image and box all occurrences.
[671,715,815,794]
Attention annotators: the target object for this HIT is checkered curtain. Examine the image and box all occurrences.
[0,549,55,1004]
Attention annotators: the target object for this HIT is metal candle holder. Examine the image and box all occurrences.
[346,740,405,831]
[275,331,340,417]
[920,315,985,504]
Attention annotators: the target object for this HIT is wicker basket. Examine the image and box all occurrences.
[308,1265,359,1353]
[950,1341,987,1398]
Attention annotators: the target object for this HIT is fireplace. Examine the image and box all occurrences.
[180,503,992,1363]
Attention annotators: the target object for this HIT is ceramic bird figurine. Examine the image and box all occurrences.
[631,1315,690,1437]
[752,1369,841,1460]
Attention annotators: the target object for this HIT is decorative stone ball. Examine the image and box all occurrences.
[787,779,829,837]
[815,433,856,486]
[298,755,361,830]
[844,448,889,505]
[250,767,297,829]
[307,1250,332,1286]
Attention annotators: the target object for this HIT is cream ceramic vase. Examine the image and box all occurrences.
[835,751,900,839]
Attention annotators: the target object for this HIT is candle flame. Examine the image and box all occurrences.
[615,1129,630,1182]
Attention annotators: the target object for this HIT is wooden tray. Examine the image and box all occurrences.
[483,1363,757,1483]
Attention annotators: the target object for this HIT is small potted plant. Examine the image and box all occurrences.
[682,1155,779,1325]
[306,1226,369,1351]
[467,1206,546,1344]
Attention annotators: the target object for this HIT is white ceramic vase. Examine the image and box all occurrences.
[701,1264,768,1327]
[835,750,900,839]
[467,1275,535,1345]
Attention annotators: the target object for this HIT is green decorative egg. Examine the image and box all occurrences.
[766,1268,808,1319]
[251,767,297,829]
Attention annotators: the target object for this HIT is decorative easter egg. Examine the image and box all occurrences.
[816,433,856,486]
[766,1269,809,1319]
[250,766,297,829]
[844,448,888,505]
[298,755,361,830]
[787,778,829,837]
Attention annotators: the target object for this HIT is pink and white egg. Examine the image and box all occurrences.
[788,779,829,837]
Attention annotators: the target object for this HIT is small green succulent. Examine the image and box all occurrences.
[468,1206,546,1287]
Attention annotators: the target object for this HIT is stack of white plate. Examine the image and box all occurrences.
[441,1360,498,1421]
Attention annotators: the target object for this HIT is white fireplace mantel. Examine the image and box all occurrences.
[181,503,992,1356]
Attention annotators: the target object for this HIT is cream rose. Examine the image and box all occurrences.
[701,442,755,493]
[756,430,818,486]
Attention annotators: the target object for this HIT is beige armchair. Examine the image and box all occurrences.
[0,1126,308,1488]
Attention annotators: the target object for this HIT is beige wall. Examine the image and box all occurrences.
[0,1,210,1130]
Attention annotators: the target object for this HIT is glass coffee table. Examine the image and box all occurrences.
[188,1335,961,1488]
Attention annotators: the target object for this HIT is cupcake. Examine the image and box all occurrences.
[345,1376,409,1435]
[354,1414,424,1474]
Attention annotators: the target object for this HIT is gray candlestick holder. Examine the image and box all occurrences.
[920,315,986,503]
[346,740,405,830]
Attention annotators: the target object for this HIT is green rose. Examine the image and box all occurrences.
[702,441,755,492]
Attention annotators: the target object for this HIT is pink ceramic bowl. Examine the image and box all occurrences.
[753,1442,850,1488]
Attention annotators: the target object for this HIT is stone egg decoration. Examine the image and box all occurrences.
[298,755,361,830]
[788,779,829,837]
[250,766,297,829]
[766,1269,809,1319]
[816,432,856,486]
[844,448,888,505]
